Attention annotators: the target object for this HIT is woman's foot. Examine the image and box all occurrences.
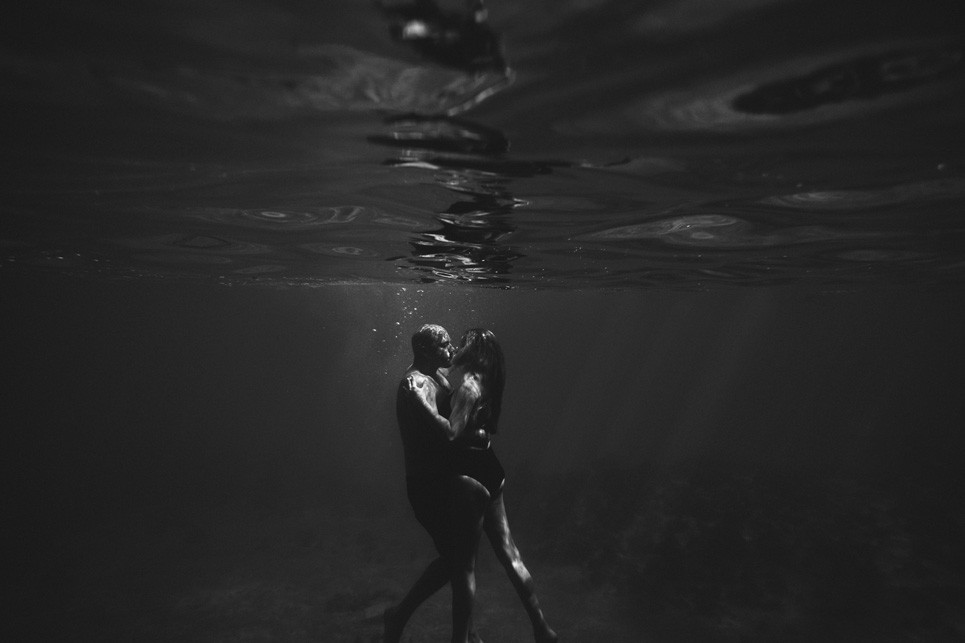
[534,625,558,643]
[383,606,403,643]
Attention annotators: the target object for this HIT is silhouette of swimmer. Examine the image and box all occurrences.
[377,0,507,72]
[386,324,557,643]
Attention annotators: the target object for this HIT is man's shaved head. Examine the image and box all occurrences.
[412,324,451,358]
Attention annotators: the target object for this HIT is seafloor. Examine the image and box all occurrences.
[21,460,965,642]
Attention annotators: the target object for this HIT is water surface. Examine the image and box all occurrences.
[3,0,963,287]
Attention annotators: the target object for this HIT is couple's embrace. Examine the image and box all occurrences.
[385,325,558,643]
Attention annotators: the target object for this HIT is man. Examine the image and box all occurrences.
[395,323,456,555]
[384,323,477,642]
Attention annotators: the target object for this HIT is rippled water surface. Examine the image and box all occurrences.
[3,0,963,288]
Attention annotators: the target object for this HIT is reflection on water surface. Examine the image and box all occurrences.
[1,0,963,287]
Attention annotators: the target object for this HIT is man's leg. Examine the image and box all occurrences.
[386,478,486,643]
[449,475,488,643]
[384,556,449,643]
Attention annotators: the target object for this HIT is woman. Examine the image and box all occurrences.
[444,328,558,643]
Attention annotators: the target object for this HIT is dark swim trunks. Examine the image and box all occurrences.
[406,475,451,553]
[451,445,505,499]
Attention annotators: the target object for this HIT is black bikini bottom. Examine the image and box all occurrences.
[451,446,505,499]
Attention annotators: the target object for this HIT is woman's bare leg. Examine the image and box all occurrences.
[484,493,558,642]
[449,475,489,643]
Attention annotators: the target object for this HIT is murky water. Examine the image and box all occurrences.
[4,1,965,641]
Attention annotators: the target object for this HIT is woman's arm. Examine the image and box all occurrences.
[407,372,453,439]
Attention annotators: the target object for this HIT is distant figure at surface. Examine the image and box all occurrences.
[385,325,557,643]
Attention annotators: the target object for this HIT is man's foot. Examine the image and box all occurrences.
[469,629,485,643]
[383,606,403,643]
[535,625,558,643]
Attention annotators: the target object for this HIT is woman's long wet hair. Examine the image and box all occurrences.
[451,328,505,433]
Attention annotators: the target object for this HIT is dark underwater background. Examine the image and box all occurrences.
[4,1,965,641]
